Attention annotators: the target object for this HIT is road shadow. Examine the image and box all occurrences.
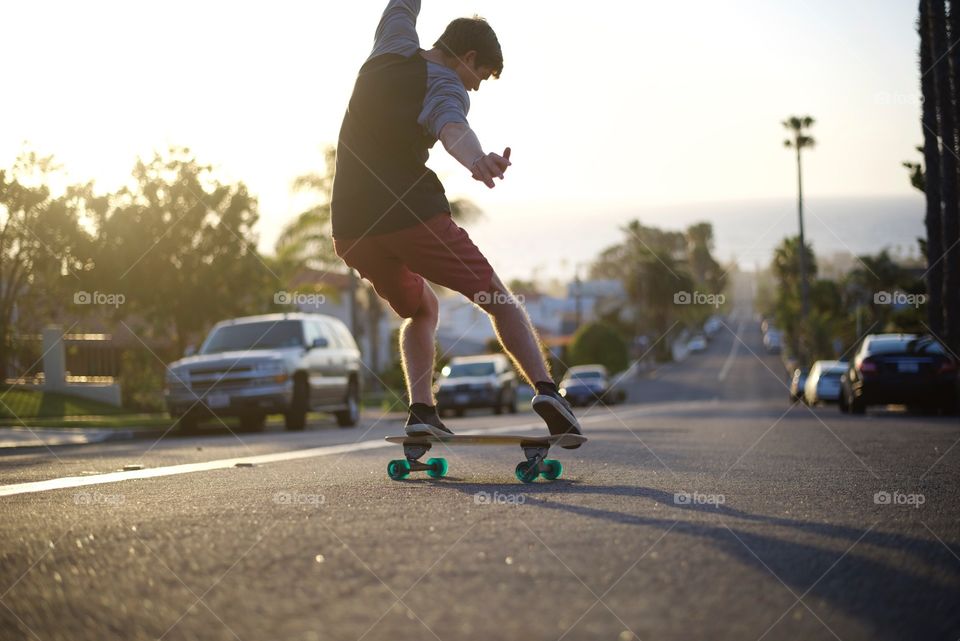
[434,481,960,640]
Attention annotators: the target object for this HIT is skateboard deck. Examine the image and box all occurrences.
[384,432,587,483]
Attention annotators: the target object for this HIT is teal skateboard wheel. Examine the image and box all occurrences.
[515,461,539,484]
[387,459,411,480]
[426,458,448,478]
[540,459,563,480]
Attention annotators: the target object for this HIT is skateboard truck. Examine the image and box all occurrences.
[387,442,449,480]
[516,444,562,483]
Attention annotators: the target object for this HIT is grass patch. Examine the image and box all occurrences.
[0,415,174,429]
[0,387,132,419]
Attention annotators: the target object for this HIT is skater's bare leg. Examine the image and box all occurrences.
[477,273,582,447]
[476,274,549,385]
[400,283,439,406]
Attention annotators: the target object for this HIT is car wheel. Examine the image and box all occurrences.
[493,391,504,415]
[454,408,465,418]
[838,391,848,413]
[335,379,360,428]
[849,392,866,415]
[508,391,518,414]
[285,376,309,431]
[239,412,266,432]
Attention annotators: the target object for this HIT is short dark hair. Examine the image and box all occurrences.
[434,16,503,78]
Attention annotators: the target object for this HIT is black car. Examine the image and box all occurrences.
[839,333,958,415]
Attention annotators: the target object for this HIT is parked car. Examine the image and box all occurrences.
[763,329,783,354]
[704,315,723,337]
[165,313,361,432]
[803,361,846,405]
[688,334,708,353]
[789,368,808,403]
[559,364,626,407]
[435,354,518,416]
[839,334,958,415]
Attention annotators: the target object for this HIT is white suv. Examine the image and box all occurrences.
[165,313,361,432]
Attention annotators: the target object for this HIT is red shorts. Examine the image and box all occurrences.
[333,213,494,318]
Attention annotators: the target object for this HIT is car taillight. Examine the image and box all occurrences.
[858,358,878,375]
[939,360,958,375]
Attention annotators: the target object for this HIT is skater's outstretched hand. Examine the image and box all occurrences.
[439,122,512,189]
[471,147,512,189]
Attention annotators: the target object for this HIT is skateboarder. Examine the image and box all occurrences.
[331,0,582,447]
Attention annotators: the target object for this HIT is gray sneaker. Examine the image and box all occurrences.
[532,389,582,449]
[404,405,454,437]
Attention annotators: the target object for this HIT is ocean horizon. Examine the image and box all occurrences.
[467,194,928,281]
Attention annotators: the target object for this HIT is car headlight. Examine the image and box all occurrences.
[165,370,186,386]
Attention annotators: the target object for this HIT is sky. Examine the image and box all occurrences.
[1,0,924,280]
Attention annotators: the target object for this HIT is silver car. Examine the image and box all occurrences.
[434,354,518,416]
[803,360,846,406]
[165,313,361,432]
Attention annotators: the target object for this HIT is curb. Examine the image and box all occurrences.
[0,426,170,450]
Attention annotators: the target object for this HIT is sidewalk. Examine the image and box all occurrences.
[0,426,166,449]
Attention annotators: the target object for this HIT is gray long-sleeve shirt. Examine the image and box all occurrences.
[368,0,471,141]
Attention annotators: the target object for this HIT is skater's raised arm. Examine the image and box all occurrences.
[369,0,421,59]
[439,122,511,189]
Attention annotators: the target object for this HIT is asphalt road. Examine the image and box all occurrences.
[2,303,959,640]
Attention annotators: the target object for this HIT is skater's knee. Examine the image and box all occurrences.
[475,274,519,314]
[412,283,439,324]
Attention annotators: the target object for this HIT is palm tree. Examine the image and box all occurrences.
[782,116,816,358]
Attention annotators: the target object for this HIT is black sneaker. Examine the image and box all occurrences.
[532,385,582,449]
[404,404,454,437]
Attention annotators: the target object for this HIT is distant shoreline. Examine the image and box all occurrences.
[468,194,927,280]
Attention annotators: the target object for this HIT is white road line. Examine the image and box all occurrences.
[718,318,746,382]
[0,410,653,498]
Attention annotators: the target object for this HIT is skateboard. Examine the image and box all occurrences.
[384,433,587,483]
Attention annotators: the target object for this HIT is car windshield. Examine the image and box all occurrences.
[571,373,605,382]
[445,362,495,377]
[201,321,304,354]
[868,337,945,355]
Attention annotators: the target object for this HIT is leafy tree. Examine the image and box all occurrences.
[685,222,724,293]
[592,220,708,360]
[568,321,629,374]
[844,250,908,332]
[91,147,274,356]
[0,151,92,380]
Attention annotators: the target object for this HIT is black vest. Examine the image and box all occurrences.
[331,52,451,239]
